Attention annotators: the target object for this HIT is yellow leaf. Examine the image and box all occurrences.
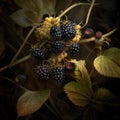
[64,81,92,107]
[17,89,50,117]
[104,47,120,65]
[94,48,120,78]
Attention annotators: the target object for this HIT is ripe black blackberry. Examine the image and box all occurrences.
[52,66,65,83]
[50,25,62,40]
[35,66,50,80]
[31,48,44,59]
[51,40,64,53]
[69,42,80,56]
[61,21,76,40]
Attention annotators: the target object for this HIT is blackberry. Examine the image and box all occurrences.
[61,21,76,40]
[50,25,62,40]
[52,41,64,53]
[35,66,50,80]
[31,48,44,59]
[69,42,80,55]
[52,66,65,83]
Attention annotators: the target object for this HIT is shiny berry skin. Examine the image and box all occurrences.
[31,48,44,59]
[95,31,103,39]
[52,41,64,53]
[50,25,62,40]
[35,66,50,80]
[69,42,80,55]
[52,66,65,83]
[84,28,94,37]
[61,21,76,40]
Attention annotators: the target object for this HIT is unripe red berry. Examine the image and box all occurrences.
[95,31,103,39]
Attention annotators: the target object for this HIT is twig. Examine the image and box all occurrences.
[81,0,95,28]
[79,37,95,44]
[0,55,31,72]
[0,76,28,91]
[103,27,118,38]
[58,3,91,18]
[9,25,37,66]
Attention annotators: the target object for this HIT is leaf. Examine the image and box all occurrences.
[17,89,50,117]
[70,60,92,91]
[103,48,120,65]
[94,48,120,78]
[10,9,32,27]
[12,0,56,27]
[64,81,92,107]
[93,88,113,101]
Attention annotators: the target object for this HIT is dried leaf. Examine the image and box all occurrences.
[93,88,113,101]
[94,48,120,78]
[10,9,32,27]
[11,0,56,27]
[17,89,50,117]
[64,81,92,107]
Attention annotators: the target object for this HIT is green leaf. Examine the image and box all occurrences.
[94,48,120,78]
[93,88,113,101]
[70,60,92,91]
[64,81,92,107]
[17,89,50,117]
[103,47,120,65]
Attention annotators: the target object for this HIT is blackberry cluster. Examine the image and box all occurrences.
[31,48,44,59]
[50,25,62,40]
[61,21,76,40]
[52,66,65,83]
[35,66,50,80]
[69,42,80,56]
[51,41,64,53]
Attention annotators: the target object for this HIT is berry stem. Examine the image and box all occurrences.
[9,25,38,66]
[79,37,95,43]
[0,55,31,72]
[102,27,118,38]
[81,0,95,28]
[0,76,28,91]
[58,3,91,18]
[79,27,118,44]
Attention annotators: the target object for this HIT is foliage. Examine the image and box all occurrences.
[17,89,50,117]
[0,0,120,120]
[94,48,120,78]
